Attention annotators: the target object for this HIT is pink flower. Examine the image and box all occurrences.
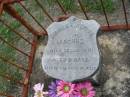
[74,81,95,97]
[57,80,75,97]
[33,83,48,97]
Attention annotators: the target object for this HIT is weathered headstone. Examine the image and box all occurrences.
[42,16,101,82]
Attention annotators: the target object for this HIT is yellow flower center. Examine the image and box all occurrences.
[63,85,70,93]
[36,91,43,97]
[80,88,88,96]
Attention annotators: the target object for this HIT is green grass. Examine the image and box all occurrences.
[0,22,23,93]
[0,4,23,94]
[82,0,115,13]
[58,0,77,12]
[43,0,115,13]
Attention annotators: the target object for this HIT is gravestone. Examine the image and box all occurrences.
[42,16,101,82]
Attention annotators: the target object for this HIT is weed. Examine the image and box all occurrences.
[0,4,23,94]
[82,0,115,13]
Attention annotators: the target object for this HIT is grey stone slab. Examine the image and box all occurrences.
[42,16,101,82]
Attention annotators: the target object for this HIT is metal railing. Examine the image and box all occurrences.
[0,0,130,97]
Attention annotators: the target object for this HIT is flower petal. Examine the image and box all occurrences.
[33,83,43,92]
[57,91,64,96]
[41,84,44,90]
[43,91,48,95]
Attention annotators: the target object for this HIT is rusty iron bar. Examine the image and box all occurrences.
[121,0,128,27]
[0,36,30,57]
[35,0,54,22]
[0,0,23,15]
[19,2,47,34]
[55,15,70,22]
[49,15,130,31]
[101,24,130,31]
[78,0,89,20]
[23,14,130,32]
[4,4,45,36]
[0,73,24,85]
[0,19,33,45]
[0,92,14,97]
[100,0,110,29]
[55,0,67,15]
[22,37,37,97]
[0,56,27,71]
[0,0,23,4]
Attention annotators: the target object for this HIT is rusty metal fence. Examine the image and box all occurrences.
[0,0,130,97]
